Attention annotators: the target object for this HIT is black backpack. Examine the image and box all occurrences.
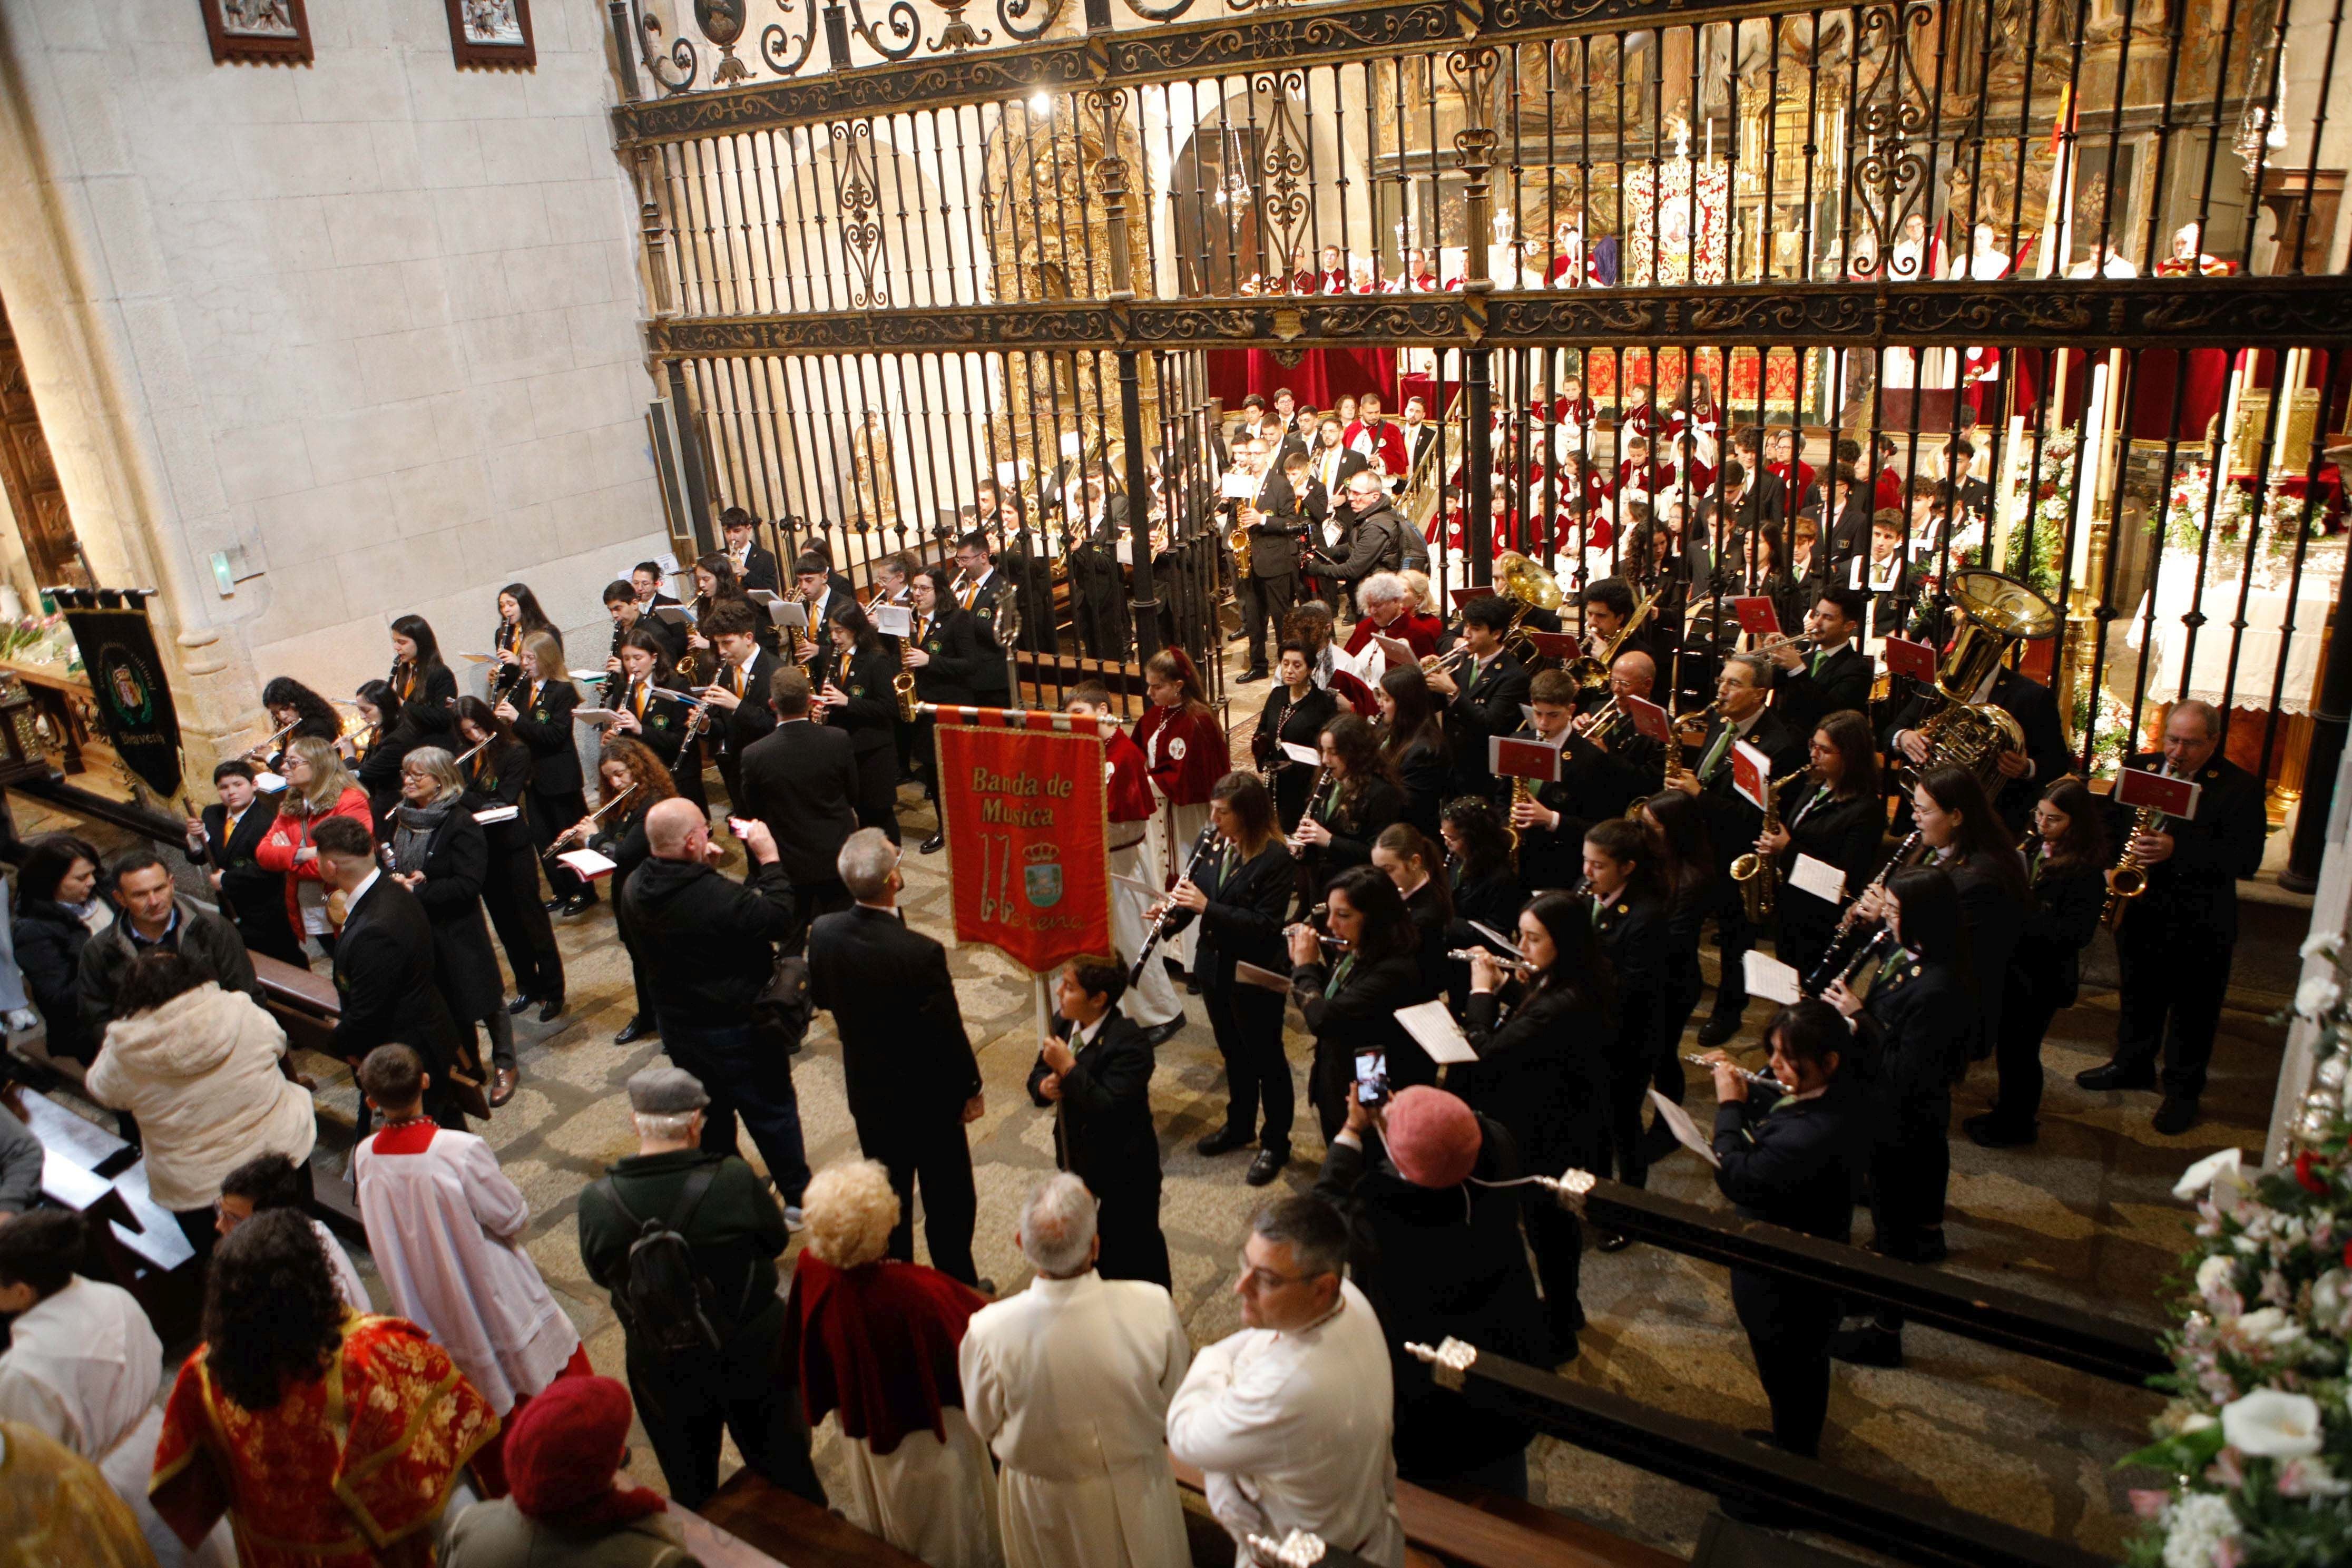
[596,1164,727,1360]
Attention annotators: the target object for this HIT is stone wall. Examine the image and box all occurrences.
[0,0,661,769]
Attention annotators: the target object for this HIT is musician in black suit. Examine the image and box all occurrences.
[1239,453,1314,682]
[1291,713,1403,894]
[1062,478,1133,661]
[632,561,682,613]
[184,759,302,965]
[1583,819,1669,1192]
[1561,651,1668,822]
[1702,1001,1866,1458]
[495,631,592,916]
[1027,961,1170,1286]
[950,532,1015,696]
[815,602,904,844]
[1672,653,1805,1048]
[1504,671,1590,894]
[1424,598,1531,796]
[808,829,987,1287]
[1251,643,1340,832]
[2076,701,2268,1134]
[1766,585,1874,736]
[1576,577,1665,674]
[1884,662,2070,835]
[454,698,566,1022]
[736,667,860,943]
[1971,779,2108,1148]
[905,565,998,854]
[1162,773,1296,1185]
[695,600,780,810]
[604,579,686,668]
[1288,865,1438,1143]
[313,815,469,1129]
[1759,711,1887,982]
[721,507,781,594]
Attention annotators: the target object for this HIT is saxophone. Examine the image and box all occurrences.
[1508,775,1533,868]
[1730,771,1801,923]
[2102,805,2163,928]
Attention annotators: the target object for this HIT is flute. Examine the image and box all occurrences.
[1449,947,1537,976]
[244,718,298,760]
[1285,924,1351,952]
[1685,1054,1782,1093]
[453,734,494,769]
[548,781,640,857]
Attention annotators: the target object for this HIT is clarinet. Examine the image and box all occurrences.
[491,623,523,700]
[1288,761,1334,859]
[1802,829,1924,994]
[1130,822,1222,987]
[672,695,712,778]
[602,624,628,706]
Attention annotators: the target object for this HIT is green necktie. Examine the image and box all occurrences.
[1808,649,1826,678]
[1699,724,1735,781]
[1875,947,1907,987]
[1328,953,1358,995]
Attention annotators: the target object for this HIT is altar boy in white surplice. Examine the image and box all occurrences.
[961,1175,1191,1568]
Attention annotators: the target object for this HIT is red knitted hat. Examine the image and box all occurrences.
[1383,1086,1482,1188]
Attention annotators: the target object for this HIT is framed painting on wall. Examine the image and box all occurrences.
[444,0,536,72]
[201,0,312,66]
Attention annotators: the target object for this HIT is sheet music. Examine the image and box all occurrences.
[471,805,521,826]
[1788,854,1847,904]
[1741,950,1804,1004]
[1280,741,1321,767]
[1648,1090,1721,1168]
[1394,999,1478,1065]
[873,603,913,638]
[556,848,617,879]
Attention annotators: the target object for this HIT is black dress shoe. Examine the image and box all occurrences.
[614,1018,654,1045]
[2076,1060,2157,1093]
[558,894,595,918]
[1246,1147,1287,1186]
[1964,1112,2038,1149]
[974,1278,998,1297]
[1236,667,1269,684]
[1829,1322,1904,1368]
[2153,1095,2201,1135]
[542,897,566,913]
[506,995,535,1016]
[1196,1126,1252,1158]
[1142,1018,1185,1047]
[920,832,944,855]
[1598,1230,1634,1253]
[537,998,564,1024]
[1911,1228,1948,1265]
[1694,1014,1742,1050]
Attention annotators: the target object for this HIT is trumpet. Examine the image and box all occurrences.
[1750,632,1817,658]
[1449,947,1537,977]
[1685,1053,1784,1093]
[1419,645,1474,678]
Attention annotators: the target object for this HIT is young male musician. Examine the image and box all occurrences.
[184,759,302,965]
[1766,584,1873,736]
[790,553,839,688]
[721,507,780,594]
[951,532,1014,694]
[1423,597,1530,796]
[603,579,684,669]
[1505,670,1589,893]
[632,562,680,611]
[1576,576,1661,674]
[697,601,779,808]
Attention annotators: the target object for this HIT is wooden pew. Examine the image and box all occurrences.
[249,952,365,1239]
[9,1087,204,1344]
[693,1471,929,1568]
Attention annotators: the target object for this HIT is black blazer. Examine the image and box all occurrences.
[1775,786,1886,927]
[2104,751,2267,940]
[13,899,92,1064]
[1883,667,2069,832]
[909,606,994,707]
[386,807,502,1021]
[356,717,436,824]
[1857,954,1977,1102]
[1454,983,1614,1174]
[807,904,983,1153]
[1253,684,1340,830]
[1387,737,1449,838]
[1446,653,1533,792]
[1026,1006,1161,1200]
[191,798,296,954]
[713,650,781,758]
[1594,887,1669,1073]
[1311,774,1404,883]
[1770,642,1874,736]
[1712,1079,1865,1244]
[331,875,463,1070]
[462,738,538,855]
[1247,474,1307,579]
[1167,838,1292,994]
[508,679,582,795]
[958,570,1014,677]
[732,542,781,595]
[1295,949,1437,1091]
[2012,854,2105,1010]
[1947,848,2029,1046]
[1688,709,1806,874]
[737,719,861,886]
[1447,864,1525,938]
[830,644,900,757]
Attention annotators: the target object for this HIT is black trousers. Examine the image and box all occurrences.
[530,788,592,901]
[234,906,307,968]
[480,838,563,1003]
[1732,1269,1838,1457]
[627,1340,824,1512]
[1526,1194,1584,1350]
[1708,903,1753,1027]
[788,880,851,954]
[2114,907,2234,1100]
[1989,973,2064,1128]
[1094,1173,1172,1288]
[869,1123,978,1286]
[1608,1045,1655,1189]
[1242,572,1296,671]
[1867,1087,1951,1260]
[849,742,899,843]
[1207,980,1293,1152]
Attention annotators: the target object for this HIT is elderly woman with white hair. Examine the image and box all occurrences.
[781,1159,1003,1568]
[388,744,516,1105]
[1340,571,1439,669]
[959,1175,1191,1568]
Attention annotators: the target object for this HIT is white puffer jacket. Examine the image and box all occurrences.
[86,982,317,1212]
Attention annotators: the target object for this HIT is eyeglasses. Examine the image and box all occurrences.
[1236,1252,1312,1292]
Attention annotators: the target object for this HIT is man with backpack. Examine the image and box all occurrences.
[575,1065,825,1510]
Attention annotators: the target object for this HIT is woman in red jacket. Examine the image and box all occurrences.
[254,736,374,955]
[1131,649,1228,974]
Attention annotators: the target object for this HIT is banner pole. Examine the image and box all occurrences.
[1034,971,1053,1064]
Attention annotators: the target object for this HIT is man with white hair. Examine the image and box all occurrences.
[958,1175,1191,1568]
[1168,1196,1406,1567]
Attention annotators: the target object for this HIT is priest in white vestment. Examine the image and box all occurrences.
[961,1175,1190,1568]
[1167,1197,1406,1568]
[0,1210,233,1568]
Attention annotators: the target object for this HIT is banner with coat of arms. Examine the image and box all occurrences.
[934,718,1111,975]
[53,588,182,802]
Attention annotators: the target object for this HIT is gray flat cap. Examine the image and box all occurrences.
[627,1065,710,1114]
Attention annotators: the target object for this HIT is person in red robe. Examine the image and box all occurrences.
[1765,425,1817,496]
[1343,395,1409,481]
[151,1211,497,1568]
[1314,245,1348,295]
[1066,683,1183,1037]
[1343,573,1441,662]
[1132,649,1230,919]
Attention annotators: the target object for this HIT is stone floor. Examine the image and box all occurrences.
[11,729,2301,1564]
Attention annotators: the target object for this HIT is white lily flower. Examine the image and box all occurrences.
[2295,975,2344,1021]
[2302,931,2344,959]
[2221,1388,2325,1458]
[2174,1147,2244,1201]
[2196,1255,2236,1299]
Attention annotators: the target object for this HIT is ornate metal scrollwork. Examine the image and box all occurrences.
[638,6,701,95]
[1250,72,1314,288]
[843,0,923,61]
[830,120,889,309]
[996,0,1070,43]
[761,0,819,78]
[927,0,992,52]
[1844,2,1936,278]
[694,0,754,84]
[1124,0,1200,20]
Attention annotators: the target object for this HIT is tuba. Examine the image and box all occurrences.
[1900,569,2058,793]
[1494,551,1566,665]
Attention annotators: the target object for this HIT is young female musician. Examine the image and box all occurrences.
[1290,713,1401,891]
[553,738,674,1047]
[1759,710,1886,982]
[1133,649,1229,919]
[387,748,514,1106]
[490,583,557,699]
[1636,789,1718,1177]
[1287,864,1437,1142]
[1373,822,1454,1005]
[253,737,371,954]
[688,553,779,661]
[1160,771,1296,1185]
[256,678,344,767]
[1253,642,1340,832]
[1968,778,2108,1148]
[1901,764,2030,1054]
[1570,818,1666,1198]
[604,628,688,750]
[904,565,990,851]
[495,632,590,916]
[387,614,458,722]
[1439,795,1524,937]
[1456,887,1618,1362]
[351,679,436,824]
[1825,864,1976,1367]
[1375,665,1450,838]
[455,696,563,1023]
[817,601,902,842]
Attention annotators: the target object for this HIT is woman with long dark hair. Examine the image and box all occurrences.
[1824,864,1976,1367]
[1290,713,1401,893]
[387,746,516,1105]
[490,583,557,700]
[1760,710,1886,981]
[1454,887,1616,1363]
[351,679,433,824]
[1375,665,1449,838]
[1968,778,2109,1148]
[497,632,591,916]
[1161,772,1296,1184]
[1373,822,1453,1003]
[12,832,104,1068]
[1253,641,1341,831]
[555,738,677,1047]
[151,1210,497,1563]
[258,677,344,766]
[1900,764,2029,1053]
[1287,864,1437,1140]
[455,696,563,1022]
[1438,795,1523,936]
[817,600,902,842]
[387,614,457,724]
[1581,817,1669,1204]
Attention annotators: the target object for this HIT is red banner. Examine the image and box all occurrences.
[934,721,1112,974]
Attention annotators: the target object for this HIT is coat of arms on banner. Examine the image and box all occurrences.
[1023,842,1063,910]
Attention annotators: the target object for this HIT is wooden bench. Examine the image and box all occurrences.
[7,1086,204,1343]
[693,1471,929,1568]
[1172,1457,1682,1568]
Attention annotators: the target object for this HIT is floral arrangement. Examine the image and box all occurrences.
[1999,427,2077,600]
[2070,683,2136,778]
[0,613,68,666]
[2124,933,2352,1566]
[2157,460,2323,574]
